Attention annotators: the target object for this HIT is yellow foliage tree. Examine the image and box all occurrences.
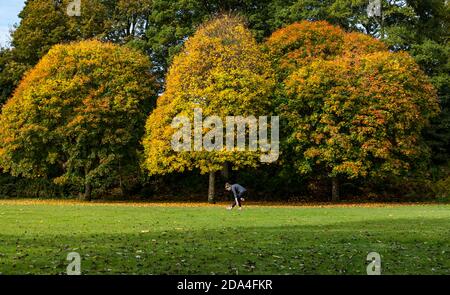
[0,40,157,200]
[143,15,276,202]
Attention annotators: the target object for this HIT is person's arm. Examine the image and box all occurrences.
[231,186,238,198]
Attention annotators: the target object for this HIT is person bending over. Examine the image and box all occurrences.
[225,183,247,210]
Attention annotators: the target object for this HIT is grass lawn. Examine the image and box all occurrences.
[0,200,449,275]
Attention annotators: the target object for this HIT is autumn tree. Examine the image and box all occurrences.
[143,15,276,202]
[145,0,283,81]
[143,0,395,80]
[0,40,157,200]
[0,0,153,106]
[268,21,439,201]
[266,20,387,79]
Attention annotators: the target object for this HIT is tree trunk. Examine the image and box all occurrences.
[83,165,92,201]
[118,160,125,197]
[84,181,92,202]
[331,177,339,202]
[208,171,215,203]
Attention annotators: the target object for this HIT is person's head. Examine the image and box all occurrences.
[225,183,232,191]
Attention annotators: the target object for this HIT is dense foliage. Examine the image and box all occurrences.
[267,21,439,199]
[0,1,448,201]
[0,40,157,199]
[143,15,275,201]
[266,20,387,78]
[0,0,154,105]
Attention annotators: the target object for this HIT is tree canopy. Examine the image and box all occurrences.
[268,21,440,200]
[0,0,153,105]
[143,15,276,201]
[0,1,448,200]
[0,40,157,199]
[266,20,387,79]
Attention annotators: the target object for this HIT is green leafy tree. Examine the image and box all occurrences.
[0,40,157,200]
[0,47,29,106]
[11,0,110,64]
[377,0,450,174]
[412,40,450,165]
[145,0,288,82]
[268,0,370,31]
[0,0,153,106]
[143,15,276,202]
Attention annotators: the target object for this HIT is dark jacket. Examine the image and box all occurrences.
[231,184,246,198]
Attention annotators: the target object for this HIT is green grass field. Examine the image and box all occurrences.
[0,200,449,275]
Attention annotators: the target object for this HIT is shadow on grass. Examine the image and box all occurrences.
[0,217,449,275]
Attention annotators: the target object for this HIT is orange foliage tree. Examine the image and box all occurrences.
[266,20,387,79]
[0,40,157,200]
[267,21,439,200]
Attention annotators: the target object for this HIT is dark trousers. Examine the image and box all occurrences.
[231,192,246,208]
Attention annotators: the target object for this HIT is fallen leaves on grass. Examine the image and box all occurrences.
[0,199,439,209]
